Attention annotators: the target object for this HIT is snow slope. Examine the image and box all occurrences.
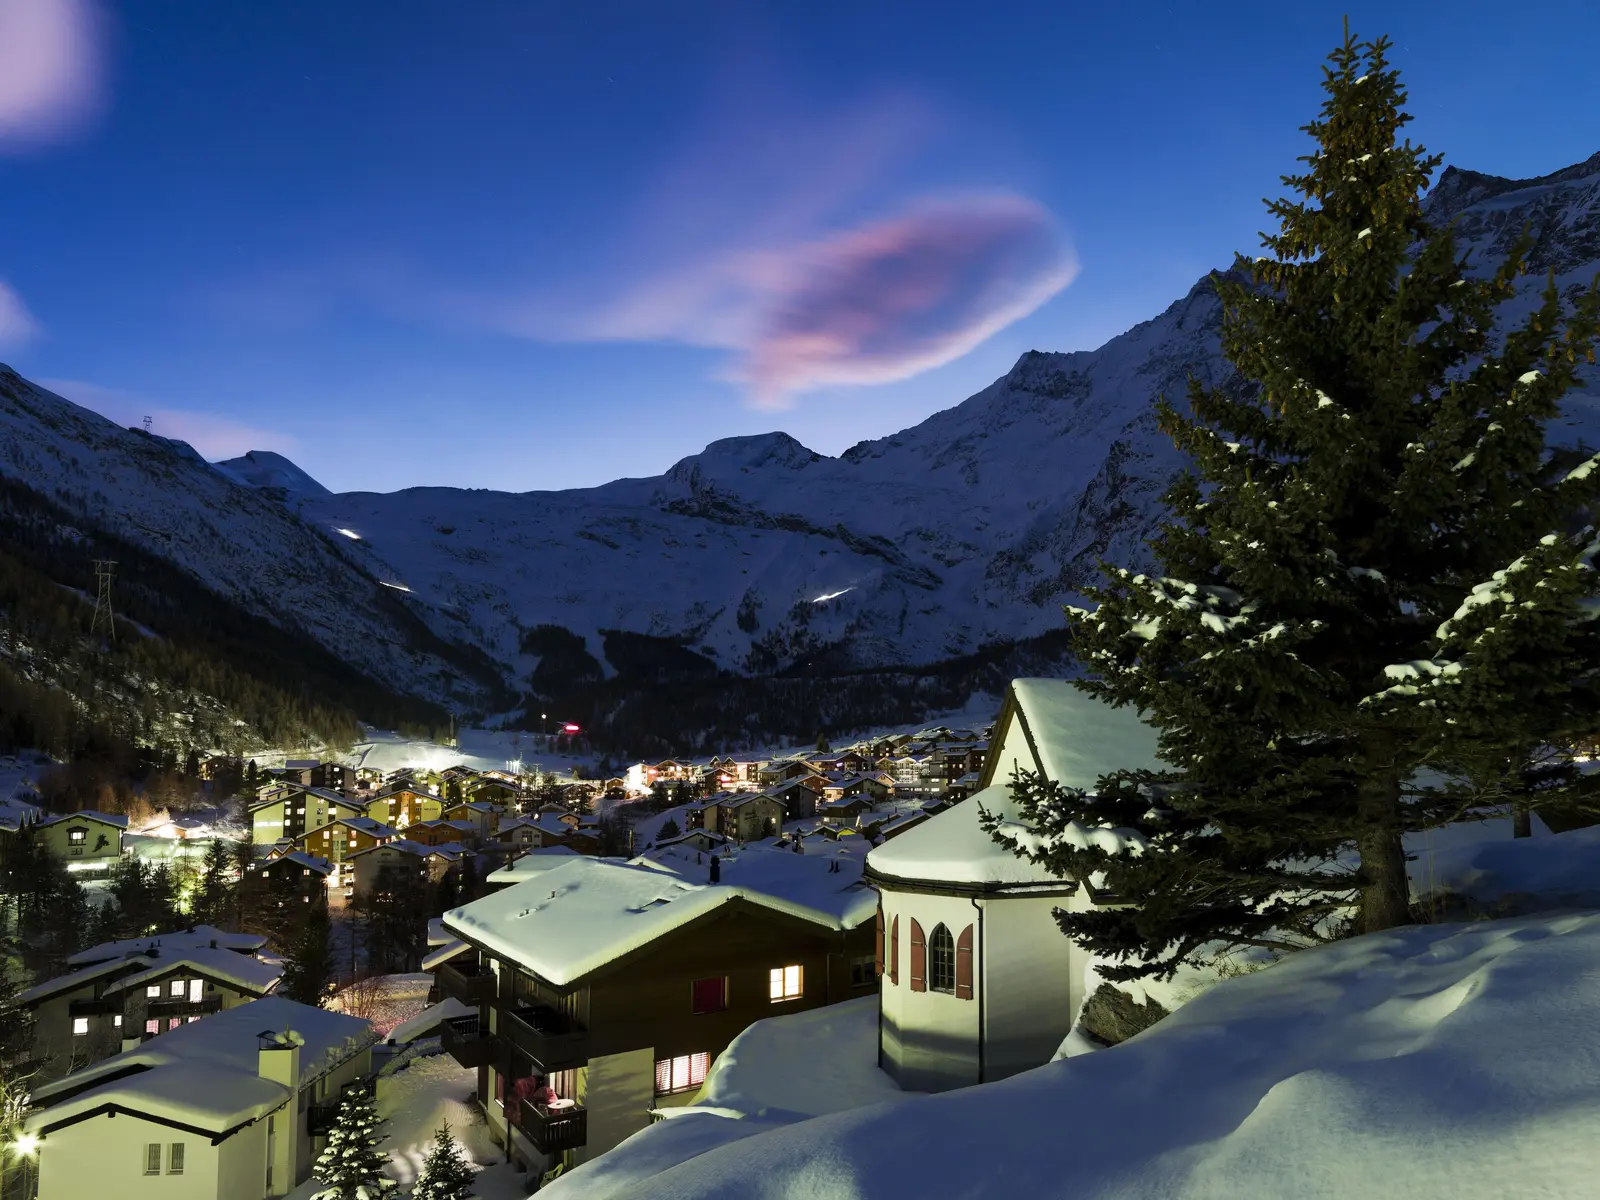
[0,368,490,705]
[545,912,1600,1200]
[211,449,331,497]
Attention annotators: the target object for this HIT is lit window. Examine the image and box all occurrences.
[72,1017,89,1036]
[186,1016,200,1024]
[928,923,956,994]
[653,1052,709,1095]
[690,977,727,1014]
[146,985,161,999]
[144,1144,161,1175]
[113,1014,123,1027]
[170,980,186,998]
[168,1143,185,1175]
[145,1019,159,1035]
[167,1017,181,1031]
[69,828,85,844]
[769,964,803,1002]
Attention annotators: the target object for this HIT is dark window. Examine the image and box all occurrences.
[928,923,956,994]
[691,976,727,1014]
[849,955,875,988]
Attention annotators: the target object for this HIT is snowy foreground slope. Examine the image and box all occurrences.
[547,913,1600,1200]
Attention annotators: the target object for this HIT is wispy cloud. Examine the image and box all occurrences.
[0,0,104,151]
[485,83,1078,409]
[37,378,298,460]
[0,281,40,346]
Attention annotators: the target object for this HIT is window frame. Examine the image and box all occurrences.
[143,1143,161,1175]
[927,923,956,994]
[768,964,803,1003]
[71,1016,89,1036]
[653,1052,710,1096]
[170,979,186,998]
[168,1142,185,1175]
[146,984,161,999]
[690,976,728,1015]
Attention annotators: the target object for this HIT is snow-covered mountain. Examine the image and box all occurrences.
[4,151,1598,710]
[0,369,500,707]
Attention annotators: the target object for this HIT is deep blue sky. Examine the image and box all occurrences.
[1,0,1597,493]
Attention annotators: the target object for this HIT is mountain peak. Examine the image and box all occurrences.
[211,450,330,497]
[670,431,822,477]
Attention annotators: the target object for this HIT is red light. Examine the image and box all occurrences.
[562,724,581,733]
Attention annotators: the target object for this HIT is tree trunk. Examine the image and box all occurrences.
[1512,802,1532,839]
[1357,740,1411,933]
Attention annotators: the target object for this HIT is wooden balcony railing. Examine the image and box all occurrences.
[503,1003,588,1073]
[441,1014,495,1069]
[436,958,495,1005]
[517,1099,587,1154]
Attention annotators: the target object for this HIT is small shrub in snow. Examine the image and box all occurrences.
[411,1121,477,1200]
[310,1083,397,1200]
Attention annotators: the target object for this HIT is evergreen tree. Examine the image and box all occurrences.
[987,27,1600,979]
[280,894,333,1006]
[309,1083,397,1200]
[431,868,459,917]
[193,837,235,928]
[657,816,682,841]
[457,855,480,905]
[411,1122,477,1200]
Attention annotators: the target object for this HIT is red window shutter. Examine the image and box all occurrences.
[890,915,899,985]
[955,924,975,1000]
[909,918,926,992]
[874,908,885,977]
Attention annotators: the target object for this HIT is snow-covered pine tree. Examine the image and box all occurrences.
[411,1122,477,1200]
[280,893,333,1006]
[310,1083,397,1200]
[985,25,1600,979]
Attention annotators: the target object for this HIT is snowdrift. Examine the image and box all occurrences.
[546,912,1600,1200]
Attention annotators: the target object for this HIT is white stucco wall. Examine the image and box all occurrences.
[35,1111,267,1200]
[578,1047,655,1164]
[979,894,1079,1079]
[877,889,982,1093]
[983,716,1038,791]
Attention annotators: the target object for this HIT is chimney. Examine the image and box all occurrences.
[257,1030,304,1090]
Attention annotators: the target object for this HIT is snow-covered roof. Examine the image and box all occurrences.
[24,996,376,1136]
[17,955,148,1006]
[422,939,472,971]
[980,677,1166,792]
[387,996,473,1045]
[68,925,267,967]
[103,946,283,996]
[867,785,1075,889]
[266,849,333,874]
[445,855,875,987]
[485,844,582,884]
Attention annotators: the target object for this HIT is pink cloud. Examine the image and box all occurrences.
[477,81,1077,408]
[0,280,40,346]
[37,378,298,460]
[0,0,104,150]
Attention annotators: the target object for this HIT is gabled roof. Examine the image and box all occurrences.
[36,810,128,830]
[102,946,283,997]
[299,816,397,841]
[69,925,266,967]
[17,956,150,1006]
[23,996,375,1136]
[446,854,875,987]
[264,850,333,875]
[249,785,361,813]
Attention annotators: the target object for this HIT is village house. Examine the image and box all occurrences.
[468,777,521,806]
[256,850,335,904]
[134,813,212,840]
[409,818,480,848]
[349,839,462,897]
[21,996,376,1200]
[294,816,397,891]
[250,785,364,844]
[18,936,283,1080]
[764,779,819,820]
[437,855,877,1176]
[865,677,1163,1093]
[364,783,446,830]
[35,811,126,871]
[443,799,501,842]
[702,793,785,843]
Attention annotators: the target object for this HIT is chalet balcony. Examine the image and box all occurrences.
[437,958,496,1005]
[504,1003,588,1072]
[68,997,122,1017]
[441,1014,495,1069]
[517,1098,588,1154]
[146,996,223,1019]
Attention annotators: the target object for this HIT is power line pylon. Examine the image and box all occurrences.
[90,559,117,646]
